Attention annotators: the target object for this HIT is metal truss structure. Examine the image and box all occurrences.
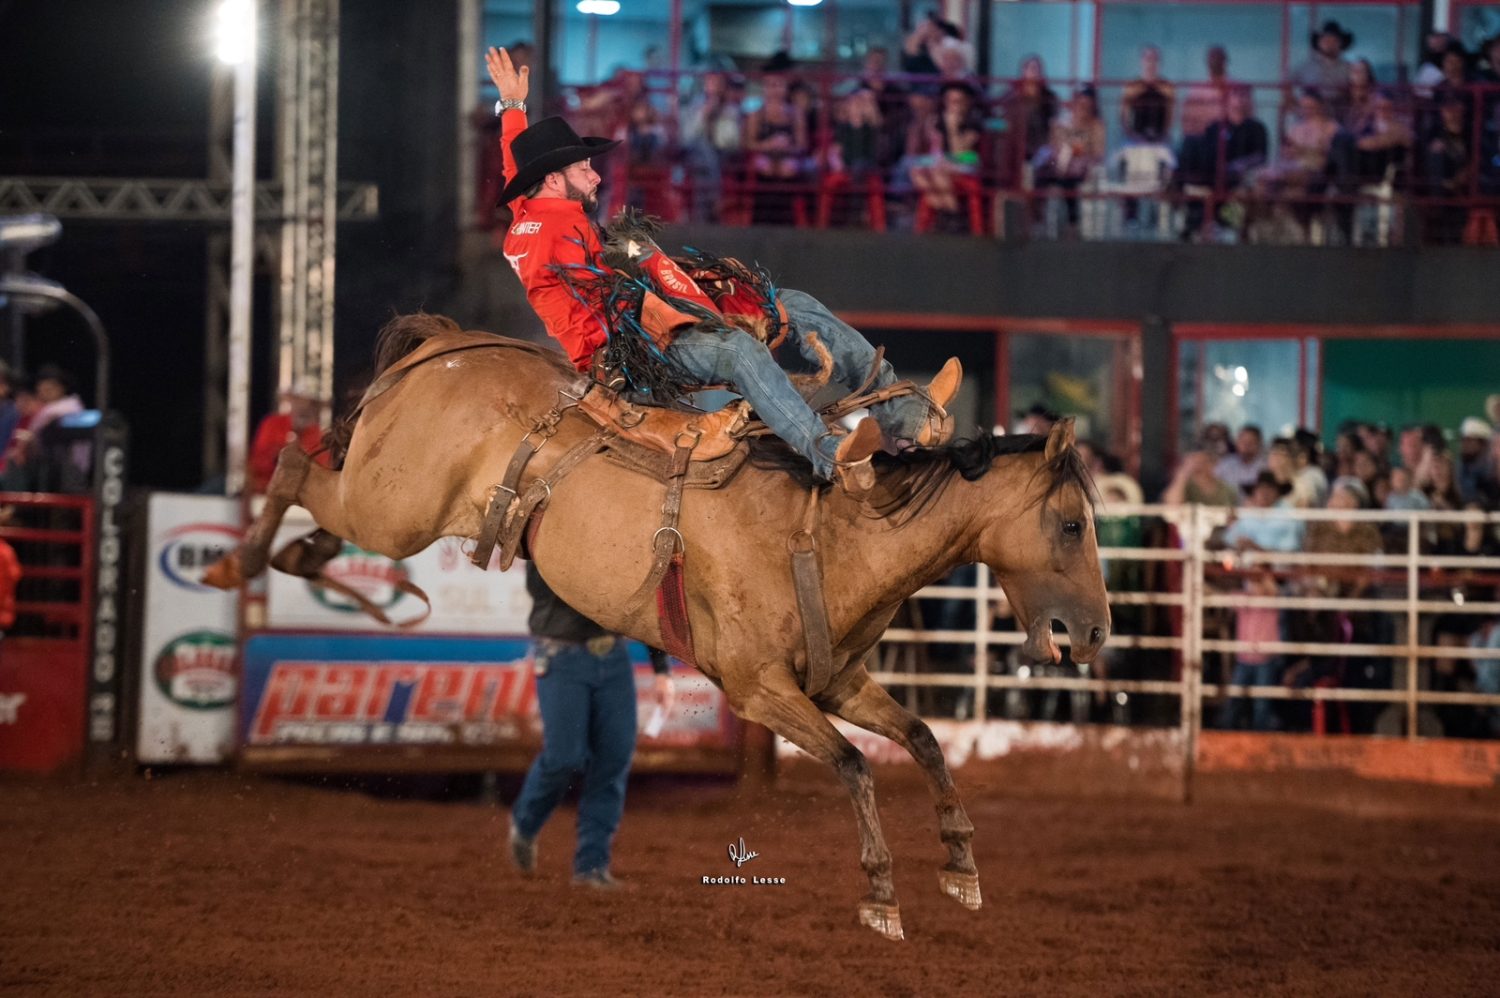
[199,0,351,481]
[4,0,361,482]
[0,176,376,222]
[275,0,341,408]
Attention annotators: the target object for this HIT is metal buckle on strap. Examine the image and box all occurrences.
[653,526,684,552]
[787,529,816,555]
[519,430,550,454]
[674,429,703,450]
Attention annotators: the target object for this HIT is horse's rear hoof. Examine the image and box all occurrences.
[201,552,244,590]
[938,869,982,910]
[270,529,345,578]
[857,900,904,941]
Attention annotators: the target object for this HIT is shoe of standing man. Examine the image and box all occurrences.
[571,868,623,890]
[509,818,537,874]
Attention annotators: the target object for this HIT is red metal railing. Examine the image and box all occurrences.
[476,69,1500,248]
[0,492,95,774]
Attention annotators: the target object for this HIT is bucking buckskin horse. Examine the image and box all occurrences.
[206,305,1112,941]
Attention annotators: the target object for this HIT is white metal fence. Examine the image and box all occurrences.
[872,503,1500,778]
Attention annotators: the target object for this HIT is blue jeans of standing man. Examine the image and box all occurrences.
[511,638,638,876]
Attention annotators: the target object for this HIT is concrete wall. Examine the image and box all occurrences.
[654,226,1498,326]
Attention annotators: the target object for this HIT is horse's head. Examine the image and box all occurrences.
[976,418,1111,665]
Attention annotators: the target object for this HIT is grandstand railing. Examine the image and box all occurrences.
[870,503,1500,778]
[479,72,1500,248]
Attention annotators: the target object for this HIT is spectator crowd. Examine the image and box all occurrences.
[480,24,1500,244]
[1160,407,1500,739]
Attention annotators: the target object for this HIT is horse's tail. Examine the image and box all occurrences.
[319,311,464,466]
[372,311,463,375]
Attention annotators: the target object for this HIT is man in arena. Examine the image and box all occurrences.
[485,46,960,494]
[508,562,674,889]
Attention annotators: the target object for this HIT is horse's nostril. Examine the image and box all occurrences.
[1089,626,1105,645]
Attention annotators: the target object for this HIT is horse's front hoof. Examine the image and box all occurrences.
[938,869,982,910]
[200,552,244,590]
[857,900,904,941]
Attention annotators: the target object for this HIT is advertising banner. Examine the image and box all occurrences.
[136,493,241,764]
[239,633,737,770]
[88,412,129,752]
[261,509,531,634]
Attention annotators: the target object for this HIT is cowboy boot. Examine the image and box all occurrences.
[690,400,752,446]
[914,357,963,448]
[834,416,883,497]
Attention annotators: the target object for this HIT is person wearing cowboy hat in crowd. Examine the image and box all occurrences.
[248,378,330,494]
[1212,470,1303,731]
[1293,20,1355,110]
[1456,416,1498,506]
[485,46,960,494]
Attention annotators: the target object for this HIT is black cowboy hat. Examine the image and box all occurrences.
[939,79,979,99]
[1311,20,1355,51]
[761,50,795,74]
[33,363,76,396]
[1248,469,1291,497]
[498,116,619,205]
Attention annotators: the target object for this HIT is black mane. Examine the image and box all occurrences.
[748,429,1097,524]
[875,431,1049,480]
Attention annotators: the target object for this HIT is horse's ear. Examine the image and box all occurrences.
[1044,417,1075,462]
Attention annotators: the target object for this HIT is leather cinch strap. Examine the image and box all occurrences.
[625,433,696,614]
[470,395,581,571]
[310,573,433,629]
[788,487,834,698]
[507,425,616,566]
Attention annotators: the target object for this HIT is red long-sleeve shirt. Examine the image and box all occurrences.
[248,413,330,494]
[499,109,615,372]
[499,110,782,371]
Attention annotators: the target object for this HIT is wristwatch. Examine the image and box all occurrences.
[494,98,527,115]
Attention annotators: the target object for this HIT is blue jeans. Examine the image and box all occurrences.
[665,290,930,478]
[667,327,842,477]
[511,638,638,876]
[1217,658,1283,731]
[778,289,931,442]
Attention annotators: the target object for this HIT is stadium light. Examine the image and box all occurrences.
[576,0,620,14]
[0,214,62,256]
[787,0,824,6]
[213,0,256,65]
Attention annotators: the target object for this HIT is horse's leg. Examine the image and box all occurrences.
[729,669,904,940]
[268,527,344,578]
[203,443,351,588]
[821,668,981,912]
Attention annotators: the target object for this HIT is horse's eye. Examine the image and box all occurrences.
[1062,520,1082,538]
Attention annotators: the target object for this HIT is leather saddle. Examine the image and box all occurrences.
[576,382,750,463]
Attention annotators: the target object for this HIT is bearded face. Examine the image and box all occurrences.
[564,173,598,213]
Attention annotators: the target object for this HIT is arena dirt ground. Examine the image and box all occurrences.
[2,764,1498,997]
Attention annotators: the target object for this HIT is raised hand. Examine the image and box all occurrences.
[486,46,530,103]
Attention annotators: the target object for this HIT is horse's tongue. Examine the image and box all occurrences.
[1024,620,1061,664]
